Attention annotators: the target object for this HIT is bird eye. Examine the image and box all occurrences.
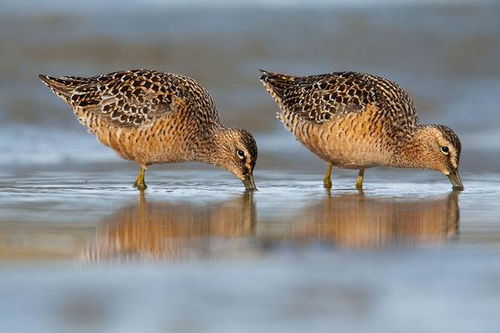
[441,146,450,154]
[237,149,245,159]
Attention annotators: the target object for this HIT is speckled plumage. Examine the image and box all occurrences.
[39,69,258,190]
[260,70,463,190]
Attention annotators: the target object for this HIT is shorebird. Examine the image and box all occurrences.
[260,70,463,191]
[39,69,258,191]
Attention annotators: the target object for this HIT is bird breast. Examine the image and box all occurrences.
[282,103,394,168]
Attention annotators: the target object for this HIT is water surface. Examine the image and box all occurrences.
[1,169,500,332]
[1,169,499,262]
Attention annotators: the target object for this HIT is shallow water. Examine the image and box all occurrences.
[1,169,499,263]
[1,169,500,332]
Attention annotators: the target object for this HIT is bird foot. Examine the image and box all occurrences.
[133,181,148,191]
[355,169,365,191]
[323,178,332,190]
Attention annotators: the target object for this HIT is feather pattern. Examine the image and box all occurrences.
[39,69,220,128]
[38,69,258,191]
[260,70,417,130]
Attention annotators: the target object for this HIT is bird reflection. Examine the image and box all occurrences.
[82,193,255,262]
[280,191,459,248]
[83,190,459,262]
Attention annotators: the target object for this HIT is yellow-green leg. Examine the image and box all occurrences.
[133,166,147,191]
[356,169,365,190]
[323,162,333,190]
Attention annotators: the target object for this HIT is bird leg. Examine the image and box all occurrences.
[323,162,333,190]
[133,166,148,191]
[355,169,365,190]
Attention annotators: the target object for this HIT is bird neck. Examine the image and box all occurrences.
[193,126,232,167]
[391,125,432,169]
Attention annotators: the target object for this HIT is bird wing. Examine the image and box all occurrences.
[39,70,200,128]
[260,71,379,124]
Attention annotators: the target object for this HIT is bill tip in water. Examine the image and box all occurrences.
[447,169,464,191]
[242,174,257,191]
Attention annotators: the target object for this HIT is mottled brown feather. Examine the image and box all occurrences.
[260,70,416,129]
[39,69,258,183]
[40,69,219,128]
[260,70,462,177]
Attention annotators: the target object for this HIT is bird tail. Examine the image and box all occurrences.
[38,74,85,102]
[259,69,296,102]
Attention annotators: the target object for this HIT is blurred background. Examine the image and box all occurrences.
[1,0,499,171]
[1,1,500,332]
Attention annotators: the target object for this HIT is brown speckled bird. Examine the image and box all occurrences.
[260,70,463,191]
[39,69,258,191]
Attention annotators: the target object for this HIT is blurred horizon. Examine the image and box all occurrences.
[1,0,499,171]
[1,0,493,12]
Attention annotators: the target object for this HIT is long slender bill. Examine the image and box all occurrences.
[448,169,464,191]
[242,173,257,191]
